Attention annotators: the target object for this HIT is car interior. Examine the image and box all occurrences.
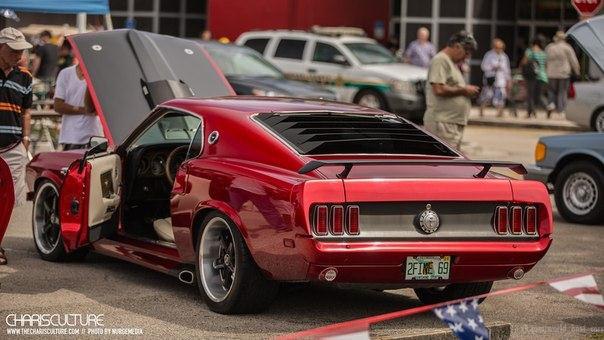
[121,111,202,244]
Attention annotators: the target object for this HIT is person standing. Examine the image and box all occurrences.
[404,27,436,68]
[54,63,102,150]
[423,31,479,149]
[521,35,548,118]
[0,27,33,265]
[31,30,58,83]
[479,39,512,117]
[545,31,580,116]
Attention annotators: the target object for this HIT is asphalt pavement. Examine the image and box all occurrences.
[1,125,602,339]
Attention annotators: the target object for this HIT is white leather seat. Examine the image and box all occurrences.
[153,217,175,243]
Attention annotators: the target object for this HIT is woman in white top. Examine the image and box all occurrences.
[478,39,512,117]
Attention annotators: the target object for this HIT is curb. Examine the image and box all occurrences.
[467,118,585,132]
[373,322,511,340]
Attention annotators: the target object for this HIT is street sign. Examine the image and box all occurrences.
[572,0,603,18]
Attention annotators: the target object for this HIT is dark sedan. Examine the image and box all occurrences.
[197,41,337,100]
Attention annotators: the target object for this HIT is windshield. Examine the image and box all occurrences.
[344,42,396,64]
[207,47,284,78]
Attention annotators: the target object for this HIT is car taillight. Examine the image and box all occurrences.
[314,205,328,236]
[494,206,508,234]
[525,206,537,234]
[511,206,523,234]
[347,205,360,235]
[331,205,344,235]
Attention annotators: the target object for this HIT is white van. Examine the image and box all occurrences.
[236,28,427,122]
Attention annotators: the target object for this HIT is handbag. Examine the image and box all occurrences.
[485,76,496,86]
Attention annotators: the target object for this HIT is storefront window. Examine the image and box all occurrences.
[159,18,180,36]
[186,0,206,13]
[472,24,491,58]
[440,0,466,18]
[185,18,205,37]
[535,0,561,20]
[135,0,153,11]
[161,0,181,13]
[392,0,401,16]
[473,0,492,19]
[110,0,127,11]
[407,0,432,17]
[517,0,532,19]
[438,23,465,49]
[496,25,515,62]
[497,0,516,21]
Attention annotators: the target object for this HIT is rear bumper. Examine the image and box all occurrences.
[298,237,552,284]
[525,164,553,190]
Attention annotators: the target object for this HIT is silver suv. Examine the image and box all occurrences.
[236,27,427,122]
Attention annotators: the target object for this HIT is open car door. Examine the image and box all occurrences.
[0,157,14,240]
[59,150,121,252]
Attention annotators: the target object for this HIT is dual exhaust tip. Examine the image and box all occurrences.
[178,270,195,285]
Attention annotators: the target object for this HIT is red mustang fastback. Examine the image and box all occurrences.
[23,30,553,314]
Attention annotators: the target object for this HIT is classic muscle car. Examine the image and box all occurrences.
[23,29,553,314]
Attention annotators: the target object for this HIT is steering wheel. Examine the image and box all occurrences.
[165,145,190,185]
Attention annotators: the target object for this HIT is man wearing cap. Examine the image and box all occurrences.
[0,27,33,265]
[423,31,480,149]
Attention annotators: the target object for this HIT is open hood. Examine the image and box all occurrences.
[68,29,234,146]
[567,15,604,73]
[0,157,14,239]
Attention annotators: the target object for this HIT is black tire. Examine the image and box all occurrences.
[414,281,493,305]
[32,180,89,262]
[554,161,604,224]
[195,211,278,314]
[353,89,389,111]
[591,108,604,132]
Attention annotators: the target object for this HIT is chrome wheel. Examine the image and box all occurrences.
[563,172,598,216]
[358,93,382,108]
[596,111,604,132]
[199,217,236,303]
[33,182,60,255]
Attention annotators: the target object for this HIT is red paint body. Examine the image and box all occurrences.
[26,97,553,286]
[0,157,14,242]
[207,0,390,42]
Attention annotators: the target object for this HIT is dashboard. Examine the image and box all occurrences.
[137,150,169,177]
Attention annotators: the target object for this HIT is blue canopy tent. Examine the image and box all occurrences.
[0,0,111,31]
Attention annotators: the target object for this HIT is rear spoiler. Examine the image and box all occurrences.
[298,159,527,179]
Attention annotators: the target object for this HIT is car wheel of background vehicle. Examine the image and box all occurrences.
[414,281,493,305]
[32,181,88,262]
[195,211,279,314]
[354,89,388,111]
[592,109,604,132]
[554,161,604,224]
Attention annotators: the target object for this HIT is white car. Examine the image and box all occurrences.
[236,28,427,122]
[566,80,604,132]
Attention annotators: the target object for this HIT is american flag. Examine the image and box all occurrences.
[549,274,604,309]
[433,298,490,340]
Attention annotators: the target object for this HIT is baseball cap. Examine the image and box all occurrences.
[0,27,33,50]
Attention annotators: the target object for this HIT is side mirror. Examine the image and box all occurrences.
[78,137,109,172]
[333,55,349,66]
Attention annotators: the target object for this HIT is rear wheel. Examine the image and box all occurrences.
[554,161,604,224]
[354,89,388,111]
[414,281,493,305]
[195,212,278,314]
[32,181,88,262]
[592,109,604,132]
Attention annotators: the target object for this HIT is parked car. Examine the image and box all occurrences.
[197,41,337,100]
[566,80,604,132]
[526,16,604,225]
[24,29,553,315]
[526,133,604,224]
[236,27,427,122]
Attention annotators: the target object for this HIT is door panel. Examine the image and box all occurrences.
[0,158,14,240]
[60,153,121,252]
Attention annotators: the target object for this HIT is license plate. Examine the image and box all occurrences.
[405,256,451,280]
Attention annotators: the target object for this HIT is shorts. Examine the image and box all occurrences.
[423,120,465,150]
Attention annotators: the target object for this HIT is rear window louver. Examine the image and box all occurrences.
[256,112,456,156]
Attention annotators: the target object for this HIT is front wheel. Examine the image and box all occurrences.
[592,109,604,132]
[195,212,278,314]
[414,281,493,305]
[354,89,388,111]
[554,161,604,224]
[32,181,88,262]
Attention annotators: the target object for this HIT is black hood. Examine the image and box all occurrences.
[227,75,337,100]
[69,29,233,146]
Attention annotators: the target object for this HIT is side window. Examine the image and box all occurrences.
[185,121,203,160]
[243,38,270,54]
[312,42,346,64]
[274,39,307,60]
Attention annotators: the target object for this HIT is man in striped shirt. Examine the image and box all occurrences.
[0,27,33,265]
